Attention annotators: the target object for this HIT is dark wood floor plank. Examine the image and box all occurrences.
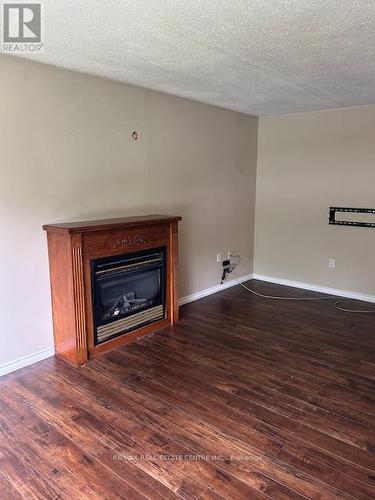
[76,358,357,498]
[10,363,282,499]
[146,324,375,429]
[0,280,374,499]
[135,337,375,465]
[0,391,108,500]
[198,488,226,500]
[0,446,74,500]
[119,340,374,451]
[38,358,300,499]
[182,315,375,396]
[121,371,373,499]
[149,323,375,417]
[104,347,375,494]
[0,388,154,499]
[3,374,206,499]
[185,290,375,351]
[0,471,25,500]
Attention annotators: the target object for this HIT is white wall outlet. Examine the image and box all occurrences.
[216,252,222,263]
[227,251,231,259]
[328,258,336,269]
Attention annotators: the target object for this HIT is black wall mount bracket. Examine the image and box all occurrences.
[329,207,375,228]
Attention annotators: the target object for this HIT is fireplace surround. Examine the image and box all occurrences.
[43,215,181,366]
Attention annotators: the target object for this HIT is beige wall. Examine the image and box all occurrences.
[254,105,375,296]
[0,55,258,367]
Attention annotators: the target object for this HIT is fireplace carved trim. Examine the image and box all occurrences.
[43,215,181,366]
[112,236,147,249]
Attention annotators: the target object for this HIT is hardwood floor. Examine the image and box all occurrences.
[0,280,374,499]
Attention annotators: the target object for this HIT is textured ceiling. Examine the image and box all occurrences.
[21,0,375,115]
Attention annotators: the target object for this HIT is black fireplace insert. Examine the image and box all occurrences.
[91,247,166,345]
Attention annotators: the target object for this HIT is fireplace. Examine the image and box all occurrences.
[43,215,181,366]
[92,247,166,344]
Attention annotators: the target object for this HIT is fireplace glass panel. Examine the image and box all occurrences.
[92,247,166,345]
[98,268,162,322]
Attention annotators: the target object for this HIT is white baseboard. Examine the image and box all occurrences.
[253,273,375,304]
[179,273,253,306]
[0,346,55,378]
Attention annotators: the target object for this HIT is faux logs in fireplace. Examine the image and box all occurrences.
[43,215,181,366]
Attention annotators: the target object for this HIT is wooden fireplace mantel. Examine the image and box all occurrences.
[43,215,181,366]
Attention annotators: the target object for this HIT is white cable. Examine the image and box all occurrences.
[332,301,375,313]
[239,282,375,314]
[239,282,332,300]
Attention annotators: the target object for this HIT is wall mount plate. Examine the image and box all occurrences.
[329,207,375,228]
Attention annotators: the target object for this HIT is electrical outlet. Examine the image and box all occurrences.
[227,251,231,259]
[328,258,336,269]
[216,252,222,263]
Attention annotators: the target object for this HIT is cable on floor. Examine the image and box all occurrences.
[239,282,375,314]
